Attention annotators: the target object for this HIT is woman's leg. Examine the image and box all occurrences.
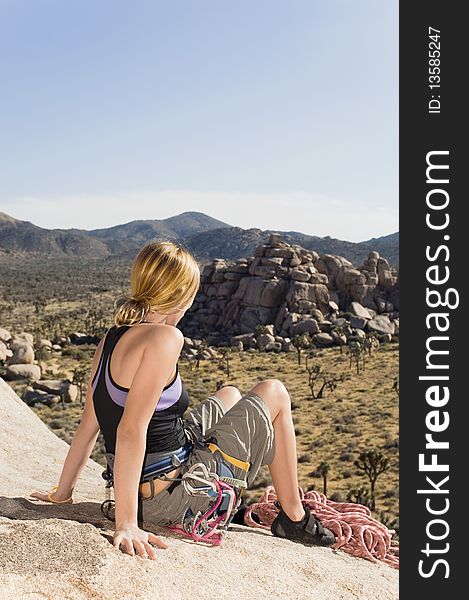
[249,379,306,522]
[210,385,242,412]
[183,386,242,443]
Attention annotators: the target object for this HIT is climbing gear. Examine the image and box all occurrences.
[205,440,249,489]
[244,485,400,569]
[100,440,194,526]
[165,462,244,546]
[206,441,250,475]
[100,433,246,546]
[270,500,335,547]
[161,439,250,544]
[44,485,73,504]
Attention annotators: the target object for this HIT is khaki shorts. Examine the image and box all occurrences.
[140,390,276,527]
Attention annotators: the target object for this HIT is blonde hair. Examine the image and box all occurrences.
[114,240,200,327]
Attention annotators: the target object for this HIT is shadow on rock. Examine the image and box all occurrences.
[0,496,112,530]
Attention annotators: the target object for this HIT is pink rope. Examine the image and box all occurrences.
[243,485,399,570]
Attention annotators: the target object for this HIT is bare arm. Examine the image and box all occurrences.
[113,325,185,529]
[30,336,106,502]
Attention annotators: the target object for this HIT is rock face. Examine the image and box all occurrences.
[181,235,399,340]
[0,377,398,599]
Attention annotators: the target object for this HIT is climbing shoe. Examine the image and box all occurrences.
[270,500,336,547]
[229,500,264,526]
[229,500,249,525]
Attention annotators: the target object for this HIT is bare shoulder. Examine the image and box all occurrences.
[144,323,184,349]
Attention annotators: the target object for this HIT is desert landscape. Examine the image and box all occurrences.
[0,213,399,598]
[0,213,399,529]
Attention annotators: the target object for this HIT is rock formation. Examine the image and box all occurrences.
[0,326,79,405]
[181,234,399,344]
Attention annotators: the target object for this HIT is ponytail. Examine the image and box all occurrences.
[114,295,152,327]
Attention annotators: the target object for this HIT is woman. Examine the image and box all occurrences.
[30,240,334,559]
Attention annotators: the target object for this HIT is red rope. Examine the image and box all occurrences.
[243,485,399,570]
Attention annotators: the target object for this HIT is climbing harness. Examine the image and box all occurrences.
[165,461,244,546]
[100,432,246,545]
[163,438,249,545]
[100,440,194,526]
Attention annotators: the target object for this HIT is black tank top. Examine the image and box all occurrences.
[92,325,190,455]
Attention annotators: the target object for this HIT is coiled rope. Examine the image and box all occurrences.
[243,485,399,569]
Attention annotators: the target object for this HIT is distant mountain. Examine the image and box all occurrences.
[358,232,399,266]
[284,230,399,267]
[0,211,230,259]
[0,210,399,267]
[0,212,109,258]
[86,211,230,251]
[187,227,399,267]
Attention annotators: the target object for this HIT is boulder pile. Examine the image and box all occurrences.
[0,328,42,382]
[181,234,399,348]
[0,235,399,383]
[0,326,78,404]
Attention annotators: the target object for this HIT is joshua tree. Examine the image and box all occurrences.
[364,332,380,356]
[320,374,347,398]
[218,346,232,378]
[347,485,372,509]
[393,375,399,398]
[35,344,50,366]
[377,511,399,538]
[0,298,14,321]
[306,363,347,399]
[292,333,311,366]
[195,339,208,371]
[85,307,99,336]
[254,324,270,353]
[317,461,330,495]
[185,354,196,372]
[0,300,8,323]
[72,366,89,406]
[304,348,319,371]
[347,340,366,374]
[43,314,57,339]
[307,364,323,398]
[354,449,390,511]
[331,322,348,354]
[33,296,47,315]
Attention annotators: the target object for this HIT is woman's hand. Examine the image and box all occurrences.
[113,523,168,560]
[29,486,74,504]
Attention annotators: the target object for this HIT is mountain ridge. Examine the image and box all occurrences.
[0,211,399,266]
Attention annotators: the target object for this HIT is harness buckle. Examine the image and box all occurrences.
[171,453,183,467]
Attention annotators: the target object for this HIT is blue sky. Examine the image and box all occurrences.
[0,0,398,242]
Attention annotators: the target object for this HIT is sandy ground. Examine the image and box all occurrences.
[0,377,398,600]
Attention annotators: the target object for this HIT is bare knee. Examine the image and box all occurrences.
[212,385,242,411]
[251,379,291,416]
[256,378,289,398]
